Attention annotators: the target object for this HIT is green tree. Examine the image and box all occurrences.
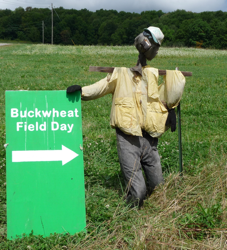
[180,19,212,47]
[98,19,118,44]
[60,29,71,44]
[111,27,127,45]
[0,7,226,48]
[27,26,40,42]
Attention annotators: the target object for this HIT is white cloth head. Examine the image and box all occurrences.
[144,26,164,45]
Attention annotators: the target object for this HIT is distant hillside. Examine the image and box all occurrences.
[0,7,227,48]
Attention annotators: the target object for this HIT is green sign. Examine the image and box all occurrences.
[5,90,86,240]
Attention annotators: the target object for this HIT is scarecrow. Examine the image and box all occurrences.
[67,27,186,207]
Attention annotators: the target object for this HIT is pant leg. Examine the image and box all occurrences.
[140,131,164,195]
[116,128,146,207]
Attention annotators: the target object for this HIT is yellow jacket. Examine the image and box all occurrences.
[82,67,185,138]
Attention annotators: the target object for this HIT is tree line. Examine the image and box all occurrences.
[0,7,227,49]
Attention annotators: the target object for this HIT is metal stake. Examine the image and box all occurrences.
[177,102,183,174]
[175,67,183,174]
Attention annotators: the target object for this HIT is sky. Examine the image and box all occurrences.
[0,0,227,13]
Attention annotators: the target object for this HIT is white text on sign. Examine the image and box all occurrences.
[11,108,79,133]
[11,108,79,118]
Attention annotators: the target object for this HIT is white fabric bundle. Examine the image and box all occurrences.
[158,70,186,109]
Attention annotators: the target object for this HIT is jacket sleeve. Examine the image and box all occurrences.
[81,73,117,101]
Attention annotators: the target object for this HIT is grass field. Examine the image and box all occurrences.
[0,44,227,249]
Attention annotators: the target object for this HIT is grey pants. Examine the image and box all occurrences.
[116,128,164,207]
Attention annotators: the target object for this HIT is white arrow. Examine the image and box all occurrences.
[12,145,79,165]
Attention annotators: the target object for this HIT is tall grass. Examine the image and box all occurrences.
[0,44,227,249]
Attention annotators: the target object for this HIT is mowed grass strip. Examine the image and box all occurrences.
[0,44,226,249]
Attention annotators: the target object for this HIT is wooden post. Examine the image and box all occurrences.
[89,66,192,77]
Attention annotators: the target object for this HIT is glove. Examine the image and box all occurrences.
[67,85,81,94]
[165,108,176,132]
